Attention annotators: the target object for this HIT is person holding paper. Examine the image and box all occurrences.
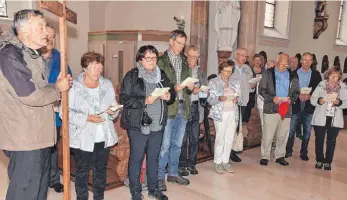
[310,66,347,171]
[230,48,253,162]
[179,45,207,177]
[120,45,174,200]
[285,52,322,161]
[259,53,300,166]
[208,60,242,174]
[66,52,119,200]
[157,30,193,191]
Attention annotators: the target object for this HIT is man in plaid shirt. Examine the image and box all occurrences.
[157,30,194,192]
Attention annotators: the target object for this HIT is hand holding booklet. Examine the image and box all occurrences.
[97,104,123,115]
[200,85,210,92]
[151,87,170,97]
[300,87,312,95]
[181,77,199,86]
[227,94,238,100]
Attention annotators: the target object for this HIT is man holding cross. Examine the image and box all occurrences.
[0,9,72,200]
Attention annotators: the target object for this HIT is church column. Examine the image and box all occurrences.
[239,1,258,62]
[190,1,209,74]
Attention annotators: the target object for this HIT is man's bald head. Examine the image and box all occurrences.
[276,53,289,72]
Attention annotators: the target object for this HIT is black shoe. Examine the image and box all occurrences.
[187,166,198,175]
[158,179,167,192]
[148,189,168,200]
[178,167,189,176]
[300,155,309,161]
[324,163,331,171]
[260,159,268,166]
[50,183,64,193]
[315,162,323,169]
[230,153,241,162]
[285,152,292,158]
[275,158,289,166]
[132,193,144,200]
[167,175,190,185]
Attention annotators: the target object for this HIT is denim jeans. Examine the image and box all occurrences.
[158,113,187,180]
[179,102,200,168]
[286,113,313,156]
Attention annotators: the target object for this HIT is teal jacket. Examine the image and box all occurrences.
[157,51,192,120]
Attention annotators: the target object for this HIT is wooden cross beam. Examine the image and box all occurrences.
[39,1,77,200]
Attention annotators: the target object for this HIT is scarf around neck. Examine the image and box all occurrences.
[326,81,341,94]
[137,62,161,84]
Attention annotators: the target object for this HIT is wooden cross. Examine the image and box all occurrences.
[39,1,77,200]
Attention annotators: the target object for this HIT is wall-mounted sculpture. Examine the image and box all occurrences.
[333,56,340,68]
[344,57,347,73]
[321,55,329,73]
[215,0,241,52]
[313,1,329,39]
[311,54,318,70]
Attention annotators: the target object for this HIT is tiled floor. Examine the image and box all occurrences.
[1,130,347,200]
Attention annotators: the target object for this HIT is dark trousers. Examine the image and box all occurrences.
[128,129,164,194]
[286,113,313,156]
[74,142,110,200]
[49,126,61,186]
[242,93,255,123]
[4,148,51,200]
[314,117,340,164]
[179,102,200,168]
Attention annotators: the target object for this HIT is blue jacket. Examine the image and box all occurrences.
[48,48,72,127]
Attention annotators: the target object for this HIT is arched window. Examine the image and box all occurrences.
[0,0,7,17]
[337,0,344,39]
[264,0,276,28]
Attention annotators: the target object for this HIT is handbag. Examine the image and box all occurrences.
[141,106,152,126]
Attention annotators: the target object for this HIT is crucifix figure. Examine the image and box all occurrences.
[40,1,77,200]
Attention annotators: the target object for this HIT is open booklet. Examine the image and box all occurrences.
[324,93,338,101]
[227,94,239,100]
[247,75,262,84]
[97,104,123,115]
[151,87,170,97]
[181,77,199,87]
[300,87,312,95]
[200,85,210,92]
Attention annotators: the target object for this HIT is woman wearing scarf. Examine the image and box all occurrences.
[311,66,347,170]
[207,60,242,174]
[120,45,175,200]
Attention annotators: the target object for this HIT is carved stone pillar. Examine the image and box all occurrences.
[238,1,262,147]
[238,1,258,65]
[190,1,209,74]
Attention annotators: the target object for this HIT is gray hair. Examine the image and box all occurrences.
[169,29,187,40]
[12,9,44,36]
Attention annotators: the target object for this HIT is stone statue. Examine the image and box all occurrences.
[214,0,241,52]
[321,55,329,73]
[313,1,329,39]
[173,16,185,31]
[343,57,347,73]
[311,54,318,70]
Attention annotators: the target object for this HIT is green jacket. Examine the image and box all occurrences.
[157,51,192,120]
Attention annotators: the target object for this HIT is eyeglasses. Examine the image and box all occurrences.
[143,57,157,62]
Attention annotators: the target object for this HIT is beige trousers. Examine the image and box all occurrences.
[261,113,290,160]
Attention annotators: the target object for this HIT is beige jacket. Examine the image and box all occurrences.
[0,34,61,151]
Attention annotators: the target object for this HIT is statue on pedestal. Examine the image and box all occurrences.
[173,16,185,31]
[214,0,241,52]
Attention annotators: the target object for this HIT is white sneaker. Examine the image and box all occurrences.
[222,163,234,173]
